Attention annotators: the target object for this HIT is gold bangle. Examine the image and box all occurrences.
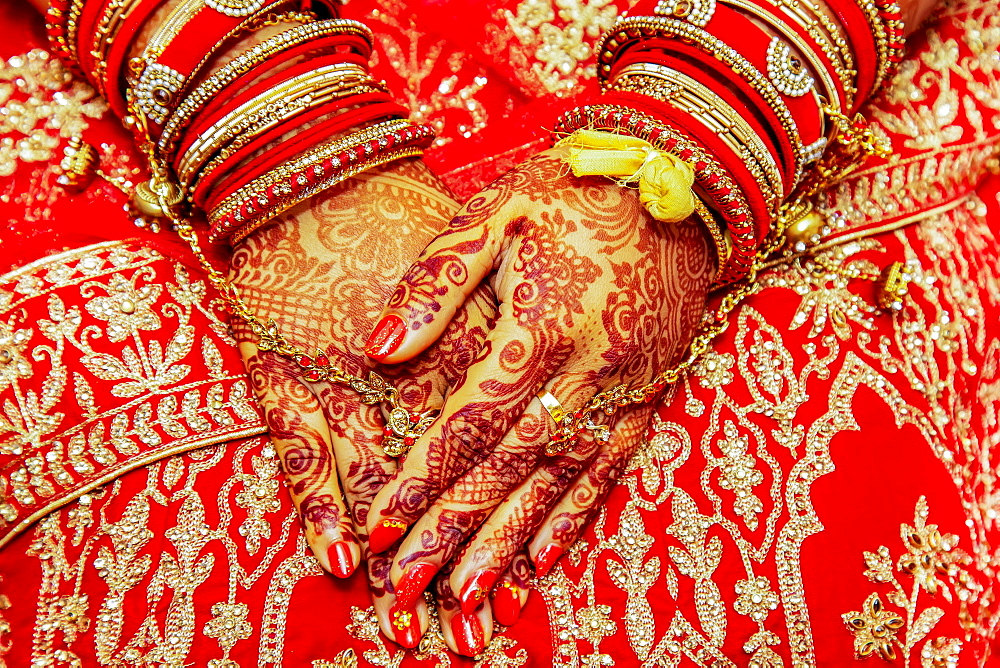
[157,19,365,157]
[89,0,141,93]
[612,63,783,207]
[64,0,86,66]
[175,63,376,185]
[692,197,732,278]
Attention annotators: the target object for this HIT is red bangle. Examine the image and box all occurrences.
[156,21,371,156]
[612,47,792,188]
[193,97,406,210]
[209,121,435,242]
[173,64,389,187]
[553,105,760,284]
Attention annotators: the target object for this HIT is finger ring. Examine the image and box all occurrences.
[537,390,570,425]
[537,389,612,455]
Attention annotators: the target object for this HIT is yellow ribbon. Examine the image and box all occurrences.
[557,129,697,224]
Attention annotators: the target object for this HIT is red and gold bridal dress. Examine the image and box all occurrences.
[0,0,997,665]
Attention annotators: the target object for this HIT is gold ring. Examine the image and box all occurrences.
[537,389,569,425]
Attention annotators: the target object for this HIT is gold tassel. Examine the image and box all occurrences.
[557,129,696,224]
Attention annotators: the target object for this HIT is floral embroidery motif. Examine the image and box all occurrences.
[204,602,253,657]
[842,497,973,663]
[0,243,266,548]
[0,49,105,177]
[502,0,617,94]
[843,593,906,660]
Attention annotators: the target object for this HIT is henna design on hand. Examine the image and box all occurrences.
[374,149,714,600]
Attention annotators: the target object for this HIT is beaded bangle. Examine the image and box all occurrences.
[611,45,797,187]
[98,0,172,115]
[210,120,435,242]
[45,0,86,74]
[192,96,408,209]
[202,100,409,211]
[554,104,759,284]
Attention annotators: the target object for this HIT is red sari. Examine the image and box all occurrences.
[0,0,997,665]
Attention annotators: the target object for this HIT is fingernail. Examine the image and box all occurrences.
[459,569,498,615]
[491,582,522,626]
[368,518,407,554]
[389,601,421,648]
[396,562,439,608]
[451,612,484,656]
[534,544,563,578]
[365,314,406,360]
[327,541,355,578]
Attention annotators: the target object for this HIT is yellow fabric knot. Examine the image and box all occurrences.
[558,129,697,224]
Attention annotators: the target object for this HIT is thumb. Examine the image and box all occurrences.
[364,219,497,363]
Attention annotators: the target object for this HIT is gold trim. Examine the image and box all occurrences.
[757,196,967,271]
[0,423,268,549]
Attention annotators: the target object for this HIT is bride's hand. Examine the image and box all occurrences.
[229,158,496,647]
[362,148,714,653]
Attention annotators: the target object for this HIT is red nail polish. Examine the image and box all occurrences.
[491,582,522,627]
[459,569,498,615]
[365,314,406,360]
[390,601,421,648]
[534,544,563,578]
[451,612,484,656]
[368,518,407,554]
[396,561,439,608]
[328,541,355,578]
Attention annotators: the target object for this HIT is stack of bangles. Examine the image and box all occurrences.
[554,0,904,285]
[44,0,439,458]
[45,0,435,243]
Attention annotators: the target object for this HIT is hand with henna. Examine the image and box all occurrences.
[228,158,496,648]
[361,147,715,654]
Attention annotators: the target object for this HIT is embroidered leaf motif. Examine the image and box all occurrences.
[906,607,944,648]
[695,578,727,645]
[81,353,130,382]
[201,336,225,378]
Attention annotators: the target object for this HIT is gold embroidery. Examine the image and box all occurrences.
[367,6,490,147]
[499,0,617,95]
[204,602,253,662]
[0,242,266,548]
[0,50,106,177]
[843,593,906,660]
[843,497,973,663]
